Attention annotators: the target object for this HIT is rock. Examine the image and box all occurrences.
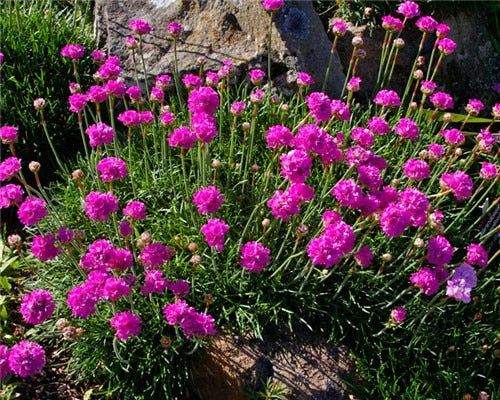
[94,0,345,97]
[187,326,359,400]
[335,9,500,113]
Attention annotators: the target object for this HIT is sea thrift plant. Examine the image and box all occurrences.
[2,4,498,398]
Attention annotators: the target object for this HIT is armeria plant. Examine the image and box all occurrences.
[0,0,499,398]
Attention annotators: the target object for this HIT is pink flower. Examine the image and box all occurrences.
[477,129,496,153]
[117,110,142,127]
[167,126,196,149]
[102,277,131,301]
[67,285,99,318]
[60,44,84,60]
[396,1,420,19]
[17,197,48,226]
[128,19,152,35]
[279,149,313,183]
[160,112,175,127]
[440,170,473,200]
[163,300,217,339]
[168,280,191,297]
[373,89,401,108]
[437,38,457,55]
[95,56,122,80]
[200,218,229,252]
[358,165,383,191]
[84,191,119,222]
[267,190,301,221]
[428,143,445,160]
[240,241,271,273]
[250,88,265,105]
[394,118,419,140]
[167,21,182,37]
[355,246,374,268]
[436,23,450,38]
[398,188,429,227]
[288,183,315,202]
[205,71,220,87]
[8,340,45,378]
[31,233,61,261]
[351,127,374,147]
[0,125,18,143]
[230,101,246,116]
[331,100,351,121]
[441,128,464,146]
[193,185,225,215]
[156,74,172,90]
[141,270,168,296]
[187,86,220,114]
[305,92,332,123]
[415,16,438,32]
[163,299,190,325]
[0,345,11,379]
[296,72,314,86]
[119,220,133,237]
[191,112,218,143]
[367,117,390,135]
[126,86,142,100]
[0,157,21,182]
[410,267,439,296]
[331,19,349,36]
[379,203,411,237]
[426,235,453,267]
[20,289,55,325]
[390,306,407,323]
[265,125,293,148]
[347,76,362,92]
[104,80,126,97]
[182,73,203,90]
[140,111,155,125]
[307,235,343,268]
[248,69,266,85]
[465,243,488,268]
[96,157,128,182]
[0,184,24,208]
[87,85,107,103]
[139,243,173,269]
[262,0,285,12]
[332,179,364,209]
[110,312,141,341]
[479,162,498,180]
[123,200,147,220]
[465,98,484,116]
[85,122,115,147]
[381,16,403,32]
[402,158,430,180]
[420,80,437,95]
[90,50,106,64]
[446,263,477,303]
[80,239,115,272]
[150,86,164,102]
[68,93,88,113]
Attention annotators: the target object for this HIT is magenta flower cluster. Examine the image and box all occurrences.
[163,299,217,339]
[240,241,271,273]
[193,185,225,214]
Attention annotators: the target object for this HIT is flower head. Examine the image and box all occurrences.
[139,243,173,269]
[465,243,488,268]
[8,340,45,378]
[123,200,147,220]
[416,16,438,32]
[0,345,11,379]
[85,122,115,147]
[465,98,484,116]
[167,126,196,149]
[96,157,128,182]
[84,191,119,222]
[396,1,420,19]
[248,69,266,85]
[402,158,430,180]
[394,118,419,140]
[410,267,439,295]
[355,246,374,268]
[446,263,477,303]
[0,184,24,208]
[279,149,313,183]
[479,162,498,180]
[296,72,314,87]
[390,306,407,323]
[129,19,152,35]
[18,197,48,226]
[426,235,453,267]
[440,170,473,200]
[381,16,403,32]
[262,0,285,12]
[373,90,401,108]
[187,86,220,114]
[200,218,229,252]
[305,92,332,123]
[240,241,271,273]
[193,185,225,214]
[68,93,88,113]
[31,233,61,261]
[437,38,457,55]
[20,290,55,325]
[61,44,84,60]
[441,128,464,146]
[167,21,182,37]
[0,125,18,144]
[110,311,141,340]
[0,157,22,182]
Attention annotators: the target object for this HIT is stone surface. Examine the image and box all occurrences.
[94,0,345,97]
[335,10,500,113]
[187,325,359,400]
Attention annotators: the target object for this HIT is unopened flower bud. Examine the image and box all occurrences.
[188,242,197,252]
[364,7,372,17]
[463,394,472,400]
[7,234,22,248]
[447,345,456,353]
[382,253,392,263]
[75,327,85,336]
[261,218,271,228]
[413,69,424,80]
[414,238,424,248]
[251,164,260,173]
[352,36,364,48]
[474,312,483,320]
[242,122,251,131]
[271,94,280,105]
[33,98,46,110]
[417,56,425,66]
[410,101,418,110]
[478,391,490,400]
[454,148,463,157]
[136,238,146,249]
[355,49,366,59]
[63,326,77,340]
[204,293,214,305]
[394,38,405,49]
[141,231,152,243]
[72,169,83,181]
[494,349,500,358]
[295,224,309,238]
[211,159,221,169]
[391,178,400,187]
[473,296,479,303]
[443,113,452,122]
[29,161,41,173]
[419,150,428,159]
[482,344,489,351]
[190,254,201,265]
[160,336,172,349]
[196,56,206,66]
[55,318,70,331]
[281,103,289,112]
[74,230,85,241]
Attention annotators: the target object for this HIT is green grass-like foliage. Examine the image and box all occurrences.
[1,1,499,399]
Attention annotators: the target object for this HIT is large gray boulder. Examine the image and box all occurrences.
[94,0,345,97]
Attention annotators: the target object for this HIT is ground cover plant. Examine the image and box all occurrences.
[0,0,499,399]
